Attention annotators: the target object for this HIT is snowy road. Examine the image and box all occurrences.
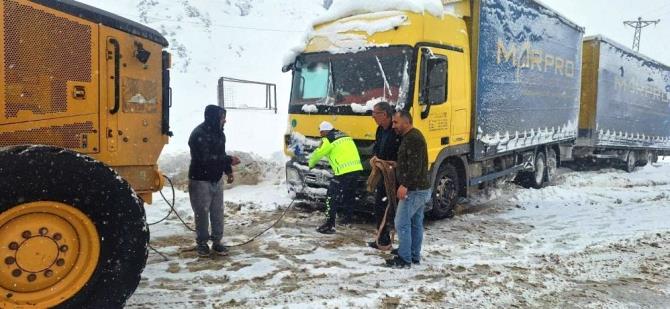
[127,160,670,308]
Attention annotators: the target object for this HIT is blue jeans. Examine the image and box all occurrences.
[394,189,431,263]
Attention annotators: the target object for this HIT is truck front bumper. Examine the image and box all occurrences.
[285,160,374,209]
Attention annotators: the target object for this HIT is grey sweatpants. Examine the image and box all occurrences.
[189,179,224,245]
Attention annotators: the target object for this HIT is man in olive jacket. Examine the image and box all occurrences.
[386,110,431,268]
[188,105,240,257]
[308,121,363,234]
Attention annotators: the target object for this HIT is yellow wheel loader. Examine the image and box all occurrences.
[0,0,171,307]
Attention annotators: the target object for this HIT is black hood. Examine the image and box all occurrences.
[204,105,225,132]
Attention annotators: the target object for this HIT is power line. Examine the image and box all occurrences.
[623,17,660,52]
[133,14,305,33]
[650,7,670,19]
[638,3,670,19]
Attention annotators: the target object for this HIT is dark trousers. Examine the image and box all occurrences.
[325,172,359,224]
[374,182,392,246]
[189,179,224,246]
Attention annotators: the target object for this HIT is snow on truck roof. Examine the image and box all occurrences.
[585,35,670,70]
[529,0,584,32]
[282,0,445,67]
[282,0,585,67]
[313,0,446,26]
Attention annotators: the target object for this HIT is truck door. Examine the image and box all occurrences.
[413,46,464,163]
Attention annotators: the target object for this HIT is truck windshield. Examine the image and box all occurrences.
[290,46,413,110]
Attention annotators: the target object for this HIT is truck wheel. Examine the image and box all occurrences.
[545,148,558,184]
[429,163,459,219]
[624,151,636,173]
[0,146,148,309]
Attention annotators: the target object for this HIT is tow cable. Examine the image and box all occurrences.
[147,175,296,261]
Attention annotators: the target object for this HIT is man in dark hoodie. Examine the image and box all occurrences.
[189,105,240,257]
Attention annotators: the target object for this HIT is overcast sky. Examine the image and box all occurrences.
[542,0,670,64]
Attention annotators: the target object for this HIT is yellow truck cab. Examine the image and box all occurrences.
[284,0,584,219]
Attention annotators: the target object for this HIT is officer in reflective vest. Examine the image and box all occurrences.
[308,121,364,234]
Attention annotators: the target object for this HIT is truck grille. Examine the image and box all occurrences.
[3,0,92,118]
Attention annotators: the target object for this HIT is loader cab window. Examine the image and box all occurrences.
[419,49,448,106]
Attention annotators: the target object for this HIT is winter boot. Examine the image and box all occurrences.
[212,242,228,256]
[391,248,419,264]
[385,256,411,269]
[196,244,210,257]
[316,222,336,234]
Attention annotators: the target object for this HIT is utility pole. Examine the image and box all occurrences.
[623,17,660,52]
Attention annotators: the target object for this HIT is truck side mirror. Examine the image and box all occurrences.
[282,56,304,73]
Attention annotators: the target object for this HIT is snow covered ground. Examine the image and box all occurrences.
[128,158,670,308]
[68,2,670,307]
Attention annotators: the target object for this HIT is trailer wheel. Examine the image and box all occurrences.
[0,146,148,309]
[519,152,547,189]
[624,151,636,173]
[429,163,459,219]
[638,152,651,167]
[545,148,558,184]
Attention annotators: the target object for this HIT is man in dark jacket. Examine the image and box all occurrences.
[368,102,401,250]
[189,105,240,257]
[385,110,431,268]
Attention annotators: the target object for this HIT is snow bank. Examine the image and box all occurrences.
[312,0,444,26]
[501,163,670,255]
[159,151,284,191]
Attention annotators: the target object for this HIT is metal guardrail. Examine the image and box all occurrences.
[217,76,278,114]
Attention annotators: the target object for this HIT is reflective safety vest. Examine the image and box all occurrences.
[308,130,363,176]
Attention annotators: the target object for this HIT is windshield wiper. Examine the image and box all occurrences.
[375,56,393,100]
[397,56,410,109]
[323,60,338,105]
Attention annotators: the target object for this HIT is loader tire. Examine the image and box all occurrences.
[0,146,148,309]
